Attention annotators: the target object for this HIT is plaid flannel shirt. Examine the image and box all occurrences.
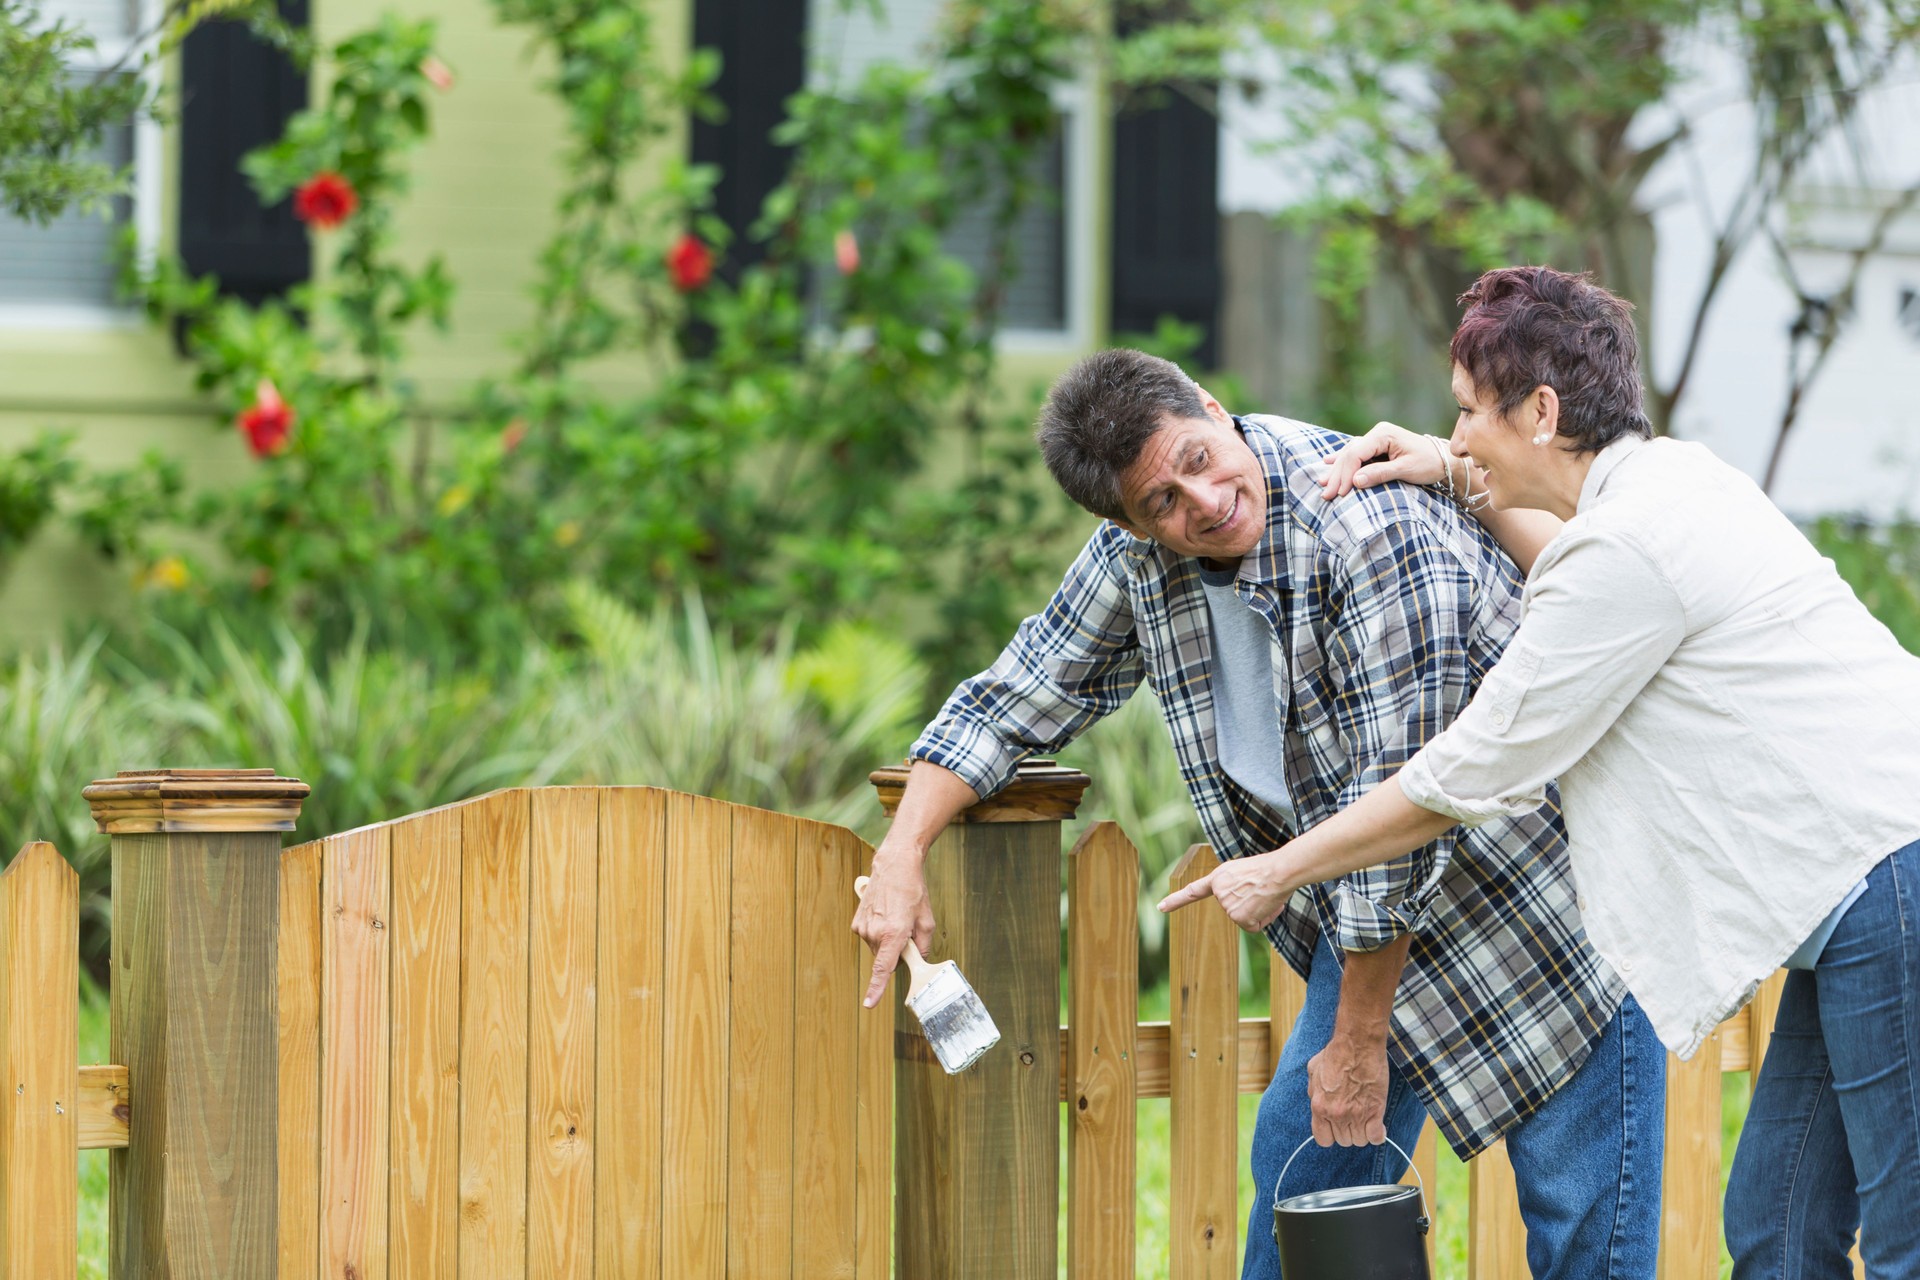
[912,415,1626,1158]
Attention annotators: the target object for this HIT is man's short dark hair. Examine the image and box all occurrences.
[1450,266,1653,453]
[1036,349,1210,520]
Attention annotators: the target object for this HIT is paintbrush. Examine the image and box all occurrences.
[855,875,1000,1073]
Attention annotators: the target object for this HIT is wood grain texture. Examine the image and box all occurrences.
[321,826,393,1280]
[0,842,78,1280]
[528,788,597,1280]
[1659,1038,1723,1280]
[110,832,166,1280]
[459,788,531,1280]
[852,837,891,1280]
[726,806,796,1280]
[869,760,1091,823]
[594,788,667,1280]
[920,818,1060,1280]
[168,829,283,1276]
[662,791,732,1280]
[77,1064,130,1150]
[1067,822,1138,1280]
[278,839,323,1280]
[792,821,860,1280]
[388,806,461,1280]
[1267,950,1306,1089]
[1167,845,1237,1280]
[1467,1140,1524,1280]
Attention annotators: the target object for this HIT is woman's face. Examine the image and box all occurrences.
[1449,363,1544,510]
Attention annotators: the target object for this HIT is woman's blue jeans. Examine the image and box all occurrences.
[1243,935,1666,1280]
[1725,837,1920,1278]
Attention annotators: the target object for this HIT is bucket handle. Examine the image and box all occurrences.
[1273,1134,1429,1225]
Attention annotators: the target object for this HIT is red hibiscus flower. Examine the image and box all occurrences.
[419,55,456,92]
[293,172,358,230]
[834,228,860,275]
[237,379,294,458]
[666,233,713,292]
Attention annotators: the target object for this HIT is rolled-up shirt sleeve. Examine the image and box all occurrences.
[1399,526,1687,824]
[1322,519,1485,952]
[911,523,1146,798]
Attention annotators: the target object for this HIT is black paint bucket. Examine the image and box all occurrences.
[1271,1137,1431,1280]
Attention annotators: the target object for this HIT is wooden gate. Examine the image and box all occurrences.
[277,786,891,1279]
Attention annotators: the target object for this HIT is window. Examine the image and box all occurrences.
[807,0,1093,344]
[0,0,155,321]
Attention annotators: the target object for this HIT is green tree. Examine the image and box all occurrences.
[1114,0,1920,450]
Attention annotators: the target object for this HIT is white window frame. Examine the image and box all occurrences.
[0,0,164,330]
[992,74,1096,355]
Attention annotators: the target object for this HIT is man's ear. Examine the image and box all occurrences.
[1192,384,1232,428]
[1111,515,1147,538]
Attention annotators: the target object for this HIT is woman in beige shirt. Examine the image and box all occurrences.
[1161,265,1920,1276]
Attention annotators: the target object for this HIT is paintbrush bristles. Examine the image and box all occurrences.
[907,961,1000,1074]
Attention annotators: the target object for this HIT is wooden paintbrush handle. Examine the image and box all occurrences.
[853,875,936,995]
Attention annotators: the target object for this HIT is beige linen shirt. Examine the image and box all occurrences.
[1400,435,1920,1058]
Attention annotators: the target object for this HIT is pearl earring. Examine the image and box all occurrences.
[1532,433,1549,445]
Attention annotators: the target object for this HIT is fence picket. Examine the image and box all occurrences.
[727,806,797,1280]
[1659,1035,1724,1280]
[662,792,733,1280]
[459,788,532,1280]
[1468,1139,1525,1280]
[321,826,393,1280]
[388,806,461,1279]
[852,837,892,1280]
[793,821,861,1280]
[1168,845,1238,1280]
[278,840,323,1280]
[0,843,78,1280]
[595,788,668,1280]
[1067,821,1139,1280]
[529,788,598,1279]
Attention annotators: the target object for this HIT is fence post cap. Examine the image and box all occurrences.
[870,759,1092,824]
[84,768,310,835]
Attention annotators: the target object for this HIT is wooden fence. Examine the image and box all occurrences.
[1063,821,1856,1280]
[0,767,1863,1278]
[276,785,893,1279]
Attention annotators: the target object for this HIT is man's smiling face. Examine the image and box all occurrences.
[1113,399,1267,561]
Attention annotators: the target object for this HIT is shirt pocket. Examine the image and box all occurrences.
[1478,641,1543,736]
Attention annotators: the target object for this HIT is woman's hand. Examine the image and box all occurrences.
[1156,848,1295,932]
[1321,421,1448,501]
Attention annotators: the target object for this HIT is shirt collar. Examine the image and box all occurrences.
[1231,416,1292,588]
[1577,433,1650,512]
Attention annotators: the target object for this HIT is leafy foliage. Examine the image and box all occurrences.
[87,0,1089,684]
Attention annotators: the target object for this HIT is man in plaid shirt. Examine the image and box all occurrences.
[852,350,1664,1279]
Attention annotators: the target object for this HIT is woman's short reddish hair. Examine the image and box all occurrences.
[1450,266,1652,453]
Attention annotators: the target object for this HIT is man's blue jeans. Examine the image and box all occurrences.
[1725,838,1920,1278]
[1243,935,1666,1280]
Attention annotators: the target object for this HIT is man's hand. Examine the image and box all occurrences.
[1156,849,1293,932]
[1320,422,1448,501]
[1307,1029,1392,1147]
[850,841,936,1008]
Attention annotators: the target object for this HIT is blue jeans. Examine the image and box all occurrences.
[1725,838,1920,1278]
[1244,935,1666,1280]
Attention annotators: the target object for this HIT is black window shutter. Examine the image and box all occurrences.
[690,0,809,276]
[1110,88,1220,368]
[178,0,311,305]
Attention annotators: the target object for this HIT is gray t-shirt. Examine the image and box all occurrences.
[1196,561,1297,829]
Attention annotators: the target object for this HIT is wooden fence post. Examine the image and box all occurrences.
[87,768,309,1280]
[872,759,1091,1280]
